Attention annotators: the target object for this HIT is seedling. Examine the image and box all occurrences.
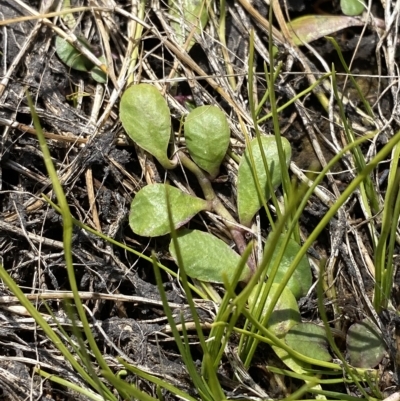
[120,83,298,285]
[55,36,107,83]
[118,83,339,374]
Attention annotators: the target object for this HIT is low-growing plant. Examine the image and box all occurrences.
[1,67,399,401]
[55,36,108,83]
[2,1,400,398]
[120,82,300,285]
[117,70,398,391]
[54,1,108,83]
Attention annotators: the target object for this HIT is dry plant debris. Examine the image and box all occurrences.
[0,0,399,399]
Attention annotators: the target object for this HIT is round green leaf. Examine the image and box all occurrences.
[267,235,312,299]
[130,184,209,237]
[90,55,107,83]
[237,136,291,227]
[120,84,173,168]
[169,0,209,50]
[286,323,332,362]
[184,106,230,178]
[347,319,386,368]
[169,229,251,283]
[340,0,365,16]
[55,36,94,72]
[249,283,300,338]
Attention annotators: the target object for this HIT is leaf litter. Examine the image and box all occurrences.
[0,0,399,399]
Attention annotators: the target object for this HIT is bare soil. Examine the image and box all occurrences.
[0,0,399,399]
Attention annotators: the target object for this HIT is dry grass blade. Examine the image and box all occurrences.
[0,0,399,399]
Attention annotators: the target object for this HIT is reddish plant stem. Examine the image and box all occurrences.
[175,150,256,273]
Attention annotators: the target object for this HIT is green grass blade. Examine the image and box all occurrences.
[239,308,341,370]
[101,370,158,400]
[326,37,374,118]
[208,243,254,368]
[257,72,332,124]
[164,187,207,362]
[26,93,118,395]
[247,30,278,227]
[378,162,400,310]
[41,298,106,395]
[152,253,211,400]
[119,359,199,401]
[0,264,101,391]
[43,195,208,299]
[240,128,398,366]
[330,66,380,216]
[36,369,108,401]
[317,261,369,398]
[263,129,400,340]
[267,5,294,227]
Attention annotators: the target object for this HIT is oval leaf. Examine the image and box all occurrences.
[184,106,230,178]
[286,323,331,362]
[249,283,310,373]
[130,184,209,237]
[55,36,94,72]
[271,346,311,374]
[249,283,300,338]
[347,319,386,368]
[287,15,365,45]
[341,0,365,16]
[237,136,291,226]
[120,84,173,168]
[267,235,312,299]
[90,55,108,83]
[169,229,251,283]
[169,0,209,51]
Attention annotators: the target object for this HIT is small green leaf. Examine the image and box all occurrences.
[267,354,323,397]
[340,0,365,16]
[130,184,209,237]
[286,323,332,362]
[55,36,94,72]
[249,283,311,373]
[90,55,107,83]
[169,0,208,51]
[287,15,365,45]
[169,229,251,283]
[237,136,291,227]
[184,105,230,178]
[271,346,311,374]
[347,319,386,368]
[60,0,76,29]
[267,235,312,299]
[120,84,173,169]
[249,283,300,338]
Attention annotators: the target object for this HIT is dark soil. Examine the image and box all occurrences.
[0,0,399,399]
